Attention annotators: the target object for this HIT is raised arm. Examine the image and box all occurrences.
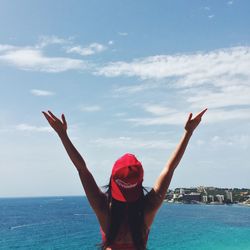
[42,111,107,215]
[145,109,207,224]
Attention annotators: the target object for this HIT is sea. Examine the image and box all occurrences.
[0,196,250,250]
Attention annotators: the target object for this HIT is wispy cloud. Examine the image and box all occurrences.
[113,82,161,94]
[66,43,107,56]
[0,37,111,72]
[211,134,250,149]
[143,105,177,116]
[0,47,87,72]
[118,32,128,36]
[123,104,250,126]
[186,85,250,109]
[15,123,52,132]
[134,108,250,126]
[98,46,250,125]
[35,35,72,48]
[97,46,250,85]
[98,46,250,110]
[203,6,211,11]
[227,1,233,5]
[80,105,102,112]
[30,89,55,96]
[0,44,17,52]
[90,136,175,150]
[208,15,215,19]
[205,108,250,123]
[125,108,186,126]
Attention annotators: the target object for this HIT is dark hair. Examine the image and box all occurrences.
[101,180,148,250]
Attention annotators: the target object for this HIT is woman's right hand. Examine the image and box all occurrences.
[42,110,67,136]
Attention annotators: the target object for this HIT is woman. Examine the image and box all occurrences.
[42,108,207,250]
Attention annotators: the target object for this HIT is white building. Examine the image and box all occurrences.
[225,190,233,203]
[180,188,185,195]
[208,195,214,202]
[202,196,208,203]
[216,194,224,203]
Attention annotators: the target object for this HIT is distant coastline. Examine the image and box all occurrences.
[164,200,250,207]
[164,186,250,206]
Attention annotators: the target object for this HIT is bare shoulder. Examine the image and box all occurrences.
[144,189,164,228]
[144,188,165,211]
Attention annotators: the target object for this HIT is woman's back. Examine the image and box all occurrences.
[101,219,150,250]
[100,194,149,250]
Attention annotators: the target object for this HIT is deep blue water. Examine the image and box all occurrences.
[0,196,250,249]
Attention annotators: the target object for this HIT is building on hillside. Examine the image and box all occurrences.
[165,192,174,200]
[225,190,233,203]
[202,195,208,203]
[215,194,224,203]
[208,195,214,202]
[182,192,201,203]
[180,188,185,195]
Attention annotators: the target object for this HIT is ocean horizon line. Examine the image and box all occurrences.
[1,185,250,199]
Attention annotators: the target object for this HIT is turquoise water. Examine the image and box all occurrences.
[0,196,250,249]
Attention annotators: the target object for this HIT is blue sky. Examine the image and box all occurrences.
[0,0,250,197]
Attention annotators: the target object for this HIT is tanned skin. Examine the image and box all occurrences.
[42,108,207,245]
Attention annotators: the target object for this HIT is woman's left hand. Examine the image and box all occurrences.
[185,108,207,134]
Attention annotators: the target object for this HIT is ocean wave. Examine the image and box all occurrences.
[42,198,64,203]
[73,213,94,216]
[10,223,35,230]
[10,222,47,230]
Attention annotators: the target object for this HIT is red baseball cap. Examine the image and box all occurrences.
[111,153,144,202]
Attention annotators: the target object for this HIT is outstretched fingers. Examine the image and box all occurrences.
[61,114,67,127]
[187,113,193,122]
[194,108,207,119]
[48,110,60,121]
[42,110,67,134]
[42,111,54,123]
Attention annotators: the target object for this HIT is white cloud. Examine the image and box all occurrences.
[97,46,250,86]
[0,48,87,72]
[66,43,107,56]
[30,89,55,96]
[80,105,101,112]
[227,1,233,5]
[204,6,211,11]
[36,35,71,48]
[123,104,250,126]
[15,124,52,132]
[118,32,128,36]
[90,136,175,150]
[205,108,250,123]
[186,85,250,109]
[108,40,114,45]
[143,104,177,116]
[208,15,215,19]
[125,111,186,126]
[196,139,205,146]
[211,134,250,148]
[98,46,250,113]
[113,82,161,94]
[0,44,17,52]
